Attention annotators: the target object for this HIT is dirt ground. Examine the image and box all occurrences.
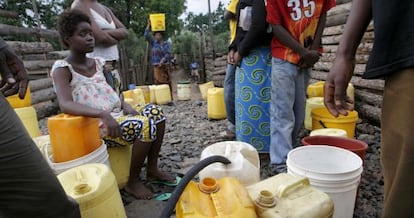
[122,67,384,217]
[124,68,203,218]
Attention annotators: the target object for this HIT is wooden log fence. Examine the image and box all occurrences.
[0,24,59,39]
[311,0,382,125]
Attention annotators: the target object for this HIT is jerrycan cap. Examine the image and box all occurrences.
[198,177,220,193]
[74,183,92,195]
[255,190,277,208]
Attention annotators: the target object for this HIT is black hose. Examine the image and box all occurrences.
[159,155,231,218]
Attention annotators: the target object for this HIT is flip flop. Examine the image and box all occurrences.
[148,176,181,187]
[154,192,172,201]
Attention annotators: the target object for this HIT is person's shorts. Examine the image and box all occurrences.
[103,104,165,147]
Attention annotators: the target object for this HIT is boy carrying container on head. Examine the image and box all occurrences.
[266,0,336,174]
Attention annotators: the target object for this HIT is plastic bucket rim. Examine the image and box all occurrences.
[301,135,368,153]
[311,108,358,121]
[287,145,363,175]
[45,140,107,166]
[287,163,363,183]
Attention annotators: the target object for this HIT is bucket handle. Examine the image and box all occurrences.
[319,120,328,128]
[276,177,310,198]
[43,142,54,168]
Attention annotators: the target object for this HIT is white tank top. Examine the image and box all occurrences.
[86,8,119,61]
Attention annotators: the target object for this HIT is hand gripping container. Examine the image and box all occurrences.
[246,173,334,218]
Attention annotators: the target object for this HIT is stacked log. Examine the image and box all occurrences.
[6,41,67,120]
[312,0,382,126]
[211,55,227,87]
[30,78,59,120]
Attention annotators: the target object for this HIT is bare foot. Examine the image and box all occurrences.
[125,180,153,200]
[147,170,175,182]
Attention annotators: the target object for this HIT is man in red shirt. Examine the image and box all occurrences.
[266,0,336,173]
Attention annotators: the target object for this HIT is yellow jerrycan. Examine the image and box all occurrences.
[176,177,257,218]
[246,173,334,218]
[57,163,126,218]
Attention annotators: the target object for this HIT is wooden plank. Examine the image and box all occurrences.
[0,9,18,19]
[326,13,349,27]
[23,60,55,71]
[47,50,70,59]
[311,71,384,91]
[30,78,53,92]
[313,62,366,76]
[335,0,352,5]
[355,102,381,126]
[355,89,383,107]
[322,42,373,55]
[322,31,374,45]
[323,25,345,36]
[31,87,56,105]
[0,24,59,39]
[327,2,352,17]
[6,41,53,54]
[320,53,370,64]
[33,100,59,120]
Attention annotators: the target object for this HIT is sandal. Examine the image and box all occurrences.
[154,192,172,201]
[148,176,181,187]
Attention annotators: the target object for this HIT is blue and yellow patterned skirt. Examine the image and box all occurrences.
[235,47,271,152]
[104,104,165,147]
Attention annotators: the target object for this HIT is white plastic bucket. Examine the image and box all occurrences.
[199,141,260,186]
[45,140,110,175]
[287,145,363,218]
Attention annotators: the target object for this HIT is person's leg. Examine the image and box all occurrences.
[146,121,174,181]
[381,68,414,218]
[224,63,236,133]
[137,104,174,181]
[0,96,80,218]
[108,113,156,199]
[125,140,153,199]
[269,58,298,170]
[292,68,310,147]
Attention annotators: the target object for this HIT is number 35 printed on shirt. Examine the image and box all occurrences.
[288,0,315,21]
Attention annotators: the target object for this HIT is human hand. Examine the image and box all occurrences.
[227,50,235,64]
[298,50,321,69]
[324,56,355,117]
[0,46,29,98]
[100,111,122,137]
[147,19,151,28]
[234,51,242,66]
[122,102,139,116]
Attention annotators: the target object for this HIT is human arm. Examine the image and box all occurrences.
[324,0,372,117]
[235,0,268,64]
[144,21,153,43]
[271,24,320,67]
[0,38,29,98]
[103,6,128,41]
[52,66,121,137]
[160,42,171,65]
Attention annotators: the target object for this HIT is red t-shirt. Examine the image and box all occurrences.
[266,0,336,64]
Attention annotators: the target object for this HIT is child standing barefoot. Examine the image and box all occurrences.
[52,9,175,199]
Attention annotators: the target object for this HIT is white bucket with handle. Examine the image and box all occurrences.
[287,145,363,218]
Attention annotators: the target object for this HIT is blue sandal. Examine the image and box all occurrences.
[154,192,172,201]
[148,176,181,187]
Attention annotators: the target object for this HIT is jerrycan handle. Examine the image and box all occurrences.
[276,176,310,198]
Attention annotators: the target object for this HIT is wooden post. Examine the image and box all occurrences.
[199,31,206,83]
